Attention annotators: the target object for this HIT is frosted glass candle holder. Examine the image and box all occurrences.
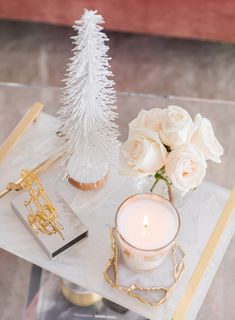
[115,193,180,272]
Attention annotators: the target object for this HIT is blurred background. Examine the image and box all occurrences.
[1,0,235,99]
[0,1,235,320]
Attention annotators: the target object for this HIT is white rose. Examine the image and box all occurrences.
[191,114,223,163]
[159,105,195,149]
[129,108,166,133]
[165,144,207,193]
[119,129,167,176]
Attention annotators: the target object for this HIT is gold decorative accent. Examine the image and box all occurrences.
[20,170,64,240]
[144,255,160,262]
[60,280,102,306]
[0,156,60,199]
[122,248,132,257]
[68,172,108,191]
[173,186,235,320]
[0,102,44,164]
[104,228,185,306]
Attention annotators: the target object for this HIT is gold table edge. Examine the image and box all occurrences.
[173,186,235,320]
[0,102,44,164]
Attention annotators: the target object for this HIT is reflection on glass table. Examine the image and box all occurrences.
[25,266,146,320]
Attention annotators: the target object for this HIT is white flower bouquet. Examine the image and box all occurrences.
[119,106,223,197]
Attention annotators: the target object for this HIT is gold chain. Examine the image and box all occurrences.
[20,170,64,240]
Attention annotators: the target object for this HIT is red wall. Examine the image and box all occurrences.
[1,0,235,43]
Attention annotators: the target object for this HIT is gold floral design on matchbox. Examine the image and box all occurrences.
[21,170,64,240]
[104,229,185,306]
[11,174,88,259]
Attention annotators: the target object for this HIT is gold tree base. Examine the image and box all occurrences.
[68,172,108,191]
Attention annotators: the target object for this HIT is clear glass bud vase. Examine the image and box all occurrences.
[133,176,191,208]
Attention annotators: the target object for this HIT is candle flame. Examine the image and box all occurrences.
[143,215,148,229]
[141,215,149,238]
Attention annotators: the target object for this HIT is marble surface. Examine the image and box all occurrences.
[0,112,234,320]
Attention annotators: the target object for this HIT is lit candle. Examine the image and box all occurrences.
[115,193,180,272]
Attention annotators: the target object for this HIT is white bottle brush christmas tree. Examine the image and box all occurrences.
[58,10,119,190]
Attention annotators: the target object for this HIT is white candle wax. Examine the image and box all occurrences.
[115,194,180,272]
[117,199,178,250]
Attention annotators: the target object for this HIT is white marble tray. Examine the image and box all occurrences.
[0,112,234,320]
